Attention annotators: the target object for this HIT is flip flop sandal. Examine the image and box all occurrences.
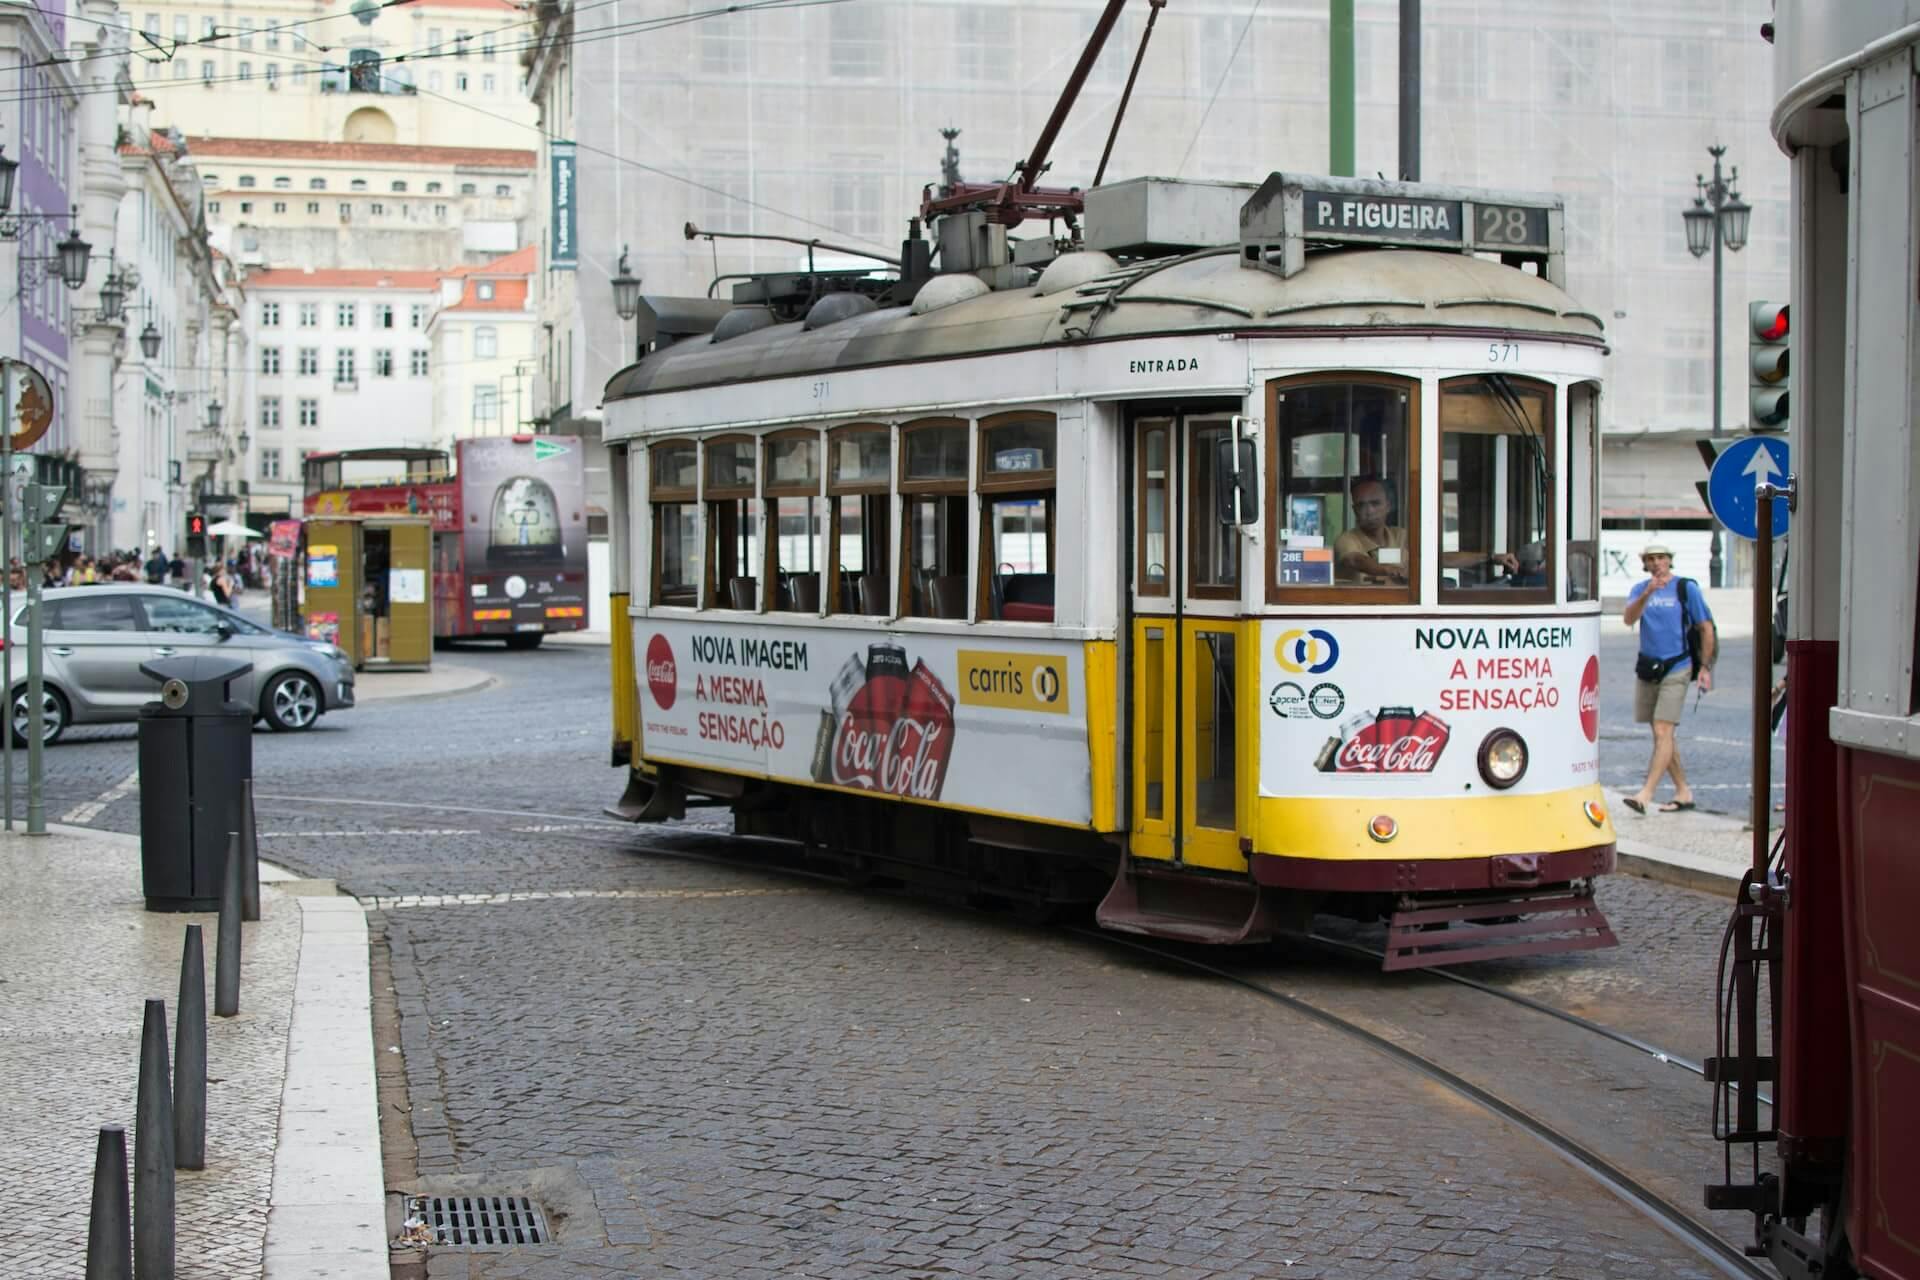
[1659,801,1697,813]
[1622,798,1646,815]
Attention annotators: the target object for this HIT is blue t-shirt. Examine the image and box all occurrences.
[1629,577,1712,662]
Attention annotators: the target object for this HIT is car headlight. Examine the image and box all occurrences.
[307,641,348,663]
[1477,729,1529,789]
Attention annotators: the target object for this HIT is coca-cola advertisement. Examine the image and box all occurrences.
[1318,707,1452,773]
[812,644,958,801]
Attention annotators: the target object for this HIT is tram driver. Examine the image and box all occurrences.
[1333,478,1521,584]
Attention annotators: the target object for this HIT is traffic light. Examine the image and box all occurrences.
[185,511,208,559]
[1749,300,1790,432]
[20,483,67,565]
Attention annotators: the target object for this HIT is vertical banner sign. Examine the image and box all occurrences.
[550,141,578,270]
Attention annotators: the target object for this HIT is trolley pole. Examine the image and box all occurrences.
[1329,0,1355,176]
[1398,0,1420,181]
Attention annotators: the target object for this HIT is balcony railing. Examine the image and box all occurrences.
[186,430,223,462]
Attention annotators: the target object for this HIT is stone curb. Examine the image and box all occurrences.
[1615,837,1745,896]
[352,666,498,706]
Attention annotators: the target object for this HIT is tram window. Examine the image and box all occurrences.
[1567,381,1600,602]
[1138,421,1170,597]
[979,414,1056,621]
[704,436,758,610]
[1438,376,1554,602]
[1189,419,1240,597]
[1268,378,1415,601]
[764,431,822,612]
[828,426,891,614]
[649,441,699,606]
[901,419,969,619]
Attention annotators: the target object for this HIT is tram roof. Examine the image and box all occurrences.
[603,247,1605,403]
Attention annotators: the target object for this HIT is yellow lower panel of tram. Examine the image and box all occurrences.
[1254,786,1617,863]
[1130,617,1257,873]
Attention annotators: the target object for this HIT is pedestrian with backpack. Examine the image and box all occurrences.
[1621,542,1716,814]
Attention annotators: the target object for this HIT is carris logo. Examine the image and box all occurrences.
[1578,655,1600,743]
[646,634,677,709]
[1276,628,1340,675]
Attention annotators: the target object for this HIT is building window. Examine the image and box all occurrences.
[309,177,326,190]
[261,302,280,326]
[456,72,470,91]
[828,165,885,242]
[472,386,499,424]
[350,179,367,192]
[427,70,442,92]
[335,349,356,382]
[239,201,253,214]
[369,202,385,216]
[298,303,318,327]
[260,396,281,428]
[454,29,470,55]
[173,14,187,39]
[272,201,286,213]
[828,4,887,78]
[474,325,497,357]
[476,282,495,302]
[374,303,394,328]
[201,59,214,82]
[265,62,279,86]
[336,302,357,327]
[298,398,319,428]
[266,24,280,49]
[409,349,429,376]
[238,61,252,80]
[292,65,306,85]
[305,201,319,214]
[338,203,352,221]
[428,27,442,50]
[433,204,447,220]
[700,13,749,73]
[238,175,256,188]
[207,201,221,213]
[261,346,281,374]
[202,16,215,37]
[493,183,510,197]
[481,35,495,60]
[460,182,476,195]
[425,181,442,194]
[410,304,427,329]
[174,61,189,80]
[297,347,319,375]
[238,17,253,48]
[272,176,290,190]
[259,448,281,480]
[955,7,1011,82]
[390,180,407,193]
[482,73,496,94]
[374,349,394,377]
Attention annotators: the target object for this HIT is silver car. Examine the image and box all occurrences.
[6,585,356,744]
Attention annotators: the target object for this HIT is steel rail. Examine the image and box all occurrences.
[1073,929,1774,1280]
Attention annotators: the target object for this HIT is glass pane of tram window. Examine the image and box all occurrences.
[982,418,1054,478]
[1143,626,1165,821]
[1195,630,1236,829]
[706,439,755,491]
[1188,422,1240,593]
[651,444,696,493]
[904,424,966,481]
[655,504,699,605]
[831,431,889,487]
[985,497,1053,621]
[1139,423,1170,596]
[768,436,819,488]
[1274,383,1411,589]
[1437,377,1553,597]
[907,495,968,618]
[711,499,761,609]
[773,497,823,611]
[833,494,891,614]
[1566,381,1600,602]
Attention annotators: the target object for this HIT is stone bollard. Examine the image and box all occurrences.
[133,999,175,1280]
[239,780,261,923]
[174,926,206,1170]
[214,834,242,1018]
[84,1124,131,1280]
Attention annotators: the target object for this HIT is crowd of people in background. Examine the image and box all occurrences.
[4,543,269,600]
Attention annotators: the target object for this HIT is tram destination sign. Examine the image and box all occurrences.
[1300,188,1551,252]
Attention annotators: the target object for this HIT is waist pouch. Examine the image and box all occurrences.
[1636,653,1680,683]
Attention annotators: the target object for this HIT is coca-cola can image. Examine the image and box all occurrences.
[864,642,910,723]
[1314,736,1342,772]
[827,652,867,719]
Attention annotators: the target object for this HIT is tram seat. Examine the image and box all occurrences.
[784,573,820,612]
[929,575,968,619]
[856,574,889,616]
[727,577,758,610]
[998,573,1055,623]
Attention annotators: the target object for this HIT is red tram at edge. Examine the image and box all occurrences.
[301,435,591,647]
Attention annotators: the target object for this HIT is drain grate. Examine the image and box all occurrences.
[405,1195,550,1246]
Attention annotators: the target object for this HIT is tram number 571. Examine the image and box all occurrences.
[1487,341,1520,364]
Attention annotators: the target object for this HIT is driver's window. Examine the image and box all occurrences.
[1438,375,1555,603]
[1268,376,1416,603]
[141,596,227,634]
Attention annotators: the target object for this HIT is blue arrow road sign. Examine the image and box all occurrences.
[1708,435,1791,540]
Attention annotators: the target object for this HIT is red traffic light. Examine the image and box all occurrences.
[1750,301,1789,341]
[186,513,207,537]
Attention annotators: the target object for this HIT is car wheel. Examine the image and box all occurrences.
[504,633,544,651]
[262,672,322,732]
[10,684,68,747]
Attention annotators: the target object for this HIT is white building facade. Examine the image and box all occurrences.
[426,244,535,449]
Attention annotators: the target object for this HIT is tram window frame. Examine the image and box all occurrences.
[827,424,892,616]
[1566,380,1600,603]
[703,435,761,611]
[763,428,824,614]
[648,440,700,607]
[899,417,970,620]
[1264,374,1420,606]
[1436,375,1556,606]
[1187,417,1242,601]
[977,413,1057,623]
[1136,418,1173,598]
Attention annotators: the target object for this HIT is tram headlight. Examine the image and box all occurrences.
[1367,814,1399,843]
[1477,729,1529,789]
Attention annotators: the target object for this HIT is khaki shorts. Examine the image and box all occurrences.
[1634,663,1692,724]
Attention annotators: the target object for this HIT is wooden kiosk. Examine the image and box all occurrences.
[302,515,433,670]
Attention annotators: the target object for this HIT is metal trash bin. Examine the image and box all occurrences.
[138,655,253,912]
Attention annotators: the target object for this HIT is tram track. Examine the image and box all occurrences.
[1077,929,1773,1280]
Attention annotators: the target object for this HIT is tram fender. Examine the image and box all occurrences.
[605,768,685,823]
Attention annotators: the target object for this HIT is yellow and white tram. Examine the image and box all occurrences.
[601,173,1617,968]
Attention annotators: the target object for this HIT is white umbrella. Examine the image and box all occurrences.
[206,519,261,538]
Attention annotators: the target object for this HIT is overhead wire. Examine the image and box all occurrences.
[1176,0,1263,177]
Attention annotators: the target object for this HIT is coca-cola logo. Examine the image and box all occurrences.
[825,652,956,800]
[1332,710,1452,773]
[645,634,677,709]
[1578,655,1600,742]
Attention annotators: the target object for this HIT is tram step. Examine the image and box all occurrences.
[1382,893,1617,970]
[1097,858,1297,945]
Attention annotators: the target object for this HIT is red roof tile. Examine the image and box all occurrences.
[186,136,535,169]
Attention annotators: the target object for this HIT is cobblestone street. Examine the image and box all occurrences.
[24,639,1759,1277]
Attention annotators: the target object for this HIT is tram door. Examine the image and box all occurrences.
[1130,415,1244,872]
